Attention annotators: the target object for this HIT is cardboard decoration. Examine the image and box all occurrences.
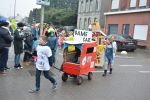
[92,25,100,32]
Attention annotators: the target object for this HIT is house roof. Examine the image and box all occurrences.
[104,8,150,15]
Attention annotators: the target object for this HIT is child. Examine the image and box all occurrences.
[58,33,64,49]
[32,37,39,56]
[102,37,115,76]
[29,36,57,93]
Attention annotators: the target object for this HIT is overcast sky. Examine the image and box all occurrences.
[0,0,41,18]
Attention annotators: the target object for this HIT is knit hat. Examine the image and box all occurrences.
[23,27,31,33]
[0,21,9,27]
[17,22,24,27]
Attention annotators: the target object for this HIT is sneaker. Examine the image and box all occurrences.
[14,66,20,69]
[29,87,40,93]
[52,82,57,90]
[0,71,7,75]
[4,66,10,70]
[17,67,20,69]
[18,64,23,69]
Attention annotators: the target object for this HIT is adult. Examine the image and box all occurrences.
[47,32,58,65]
[31,21,37,38]
[0,21,14,75]
[10,19,16,35]
[23,27,32,66]
[14,22,27,69]
[46,22,56,37]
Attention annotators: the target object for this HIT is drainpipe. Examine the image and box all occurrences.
[104,14,106,34]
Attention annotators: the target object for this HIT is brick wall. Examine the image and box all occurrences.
[105,12,150,48]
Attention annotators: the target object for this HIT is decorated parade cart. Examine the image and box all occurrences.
[61,30,97,85]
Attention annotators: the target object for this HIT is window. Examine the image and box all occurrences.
[84,18,87,30]
[86,47,94,54]
[130,0,136,8]
[80,1,84,12]
[86,0,89,12]
[94,18,97,22]
[79,19,82,29]
[90,0,93,11]
[96,0,100,11]
[122,24,130,35]
[139,0,147,8]
[111,0,119,10]
[133,25,148,41]
[88,18,91,25]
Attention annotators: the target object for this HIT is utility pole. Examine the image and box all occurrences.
[40,6,44,36]
[14,0,16,19]
[10,5,12,18]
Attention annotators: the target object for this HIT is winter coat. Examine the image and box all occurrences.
[14,29,27,54]
[0,27,13,49]
[24,34,32,51]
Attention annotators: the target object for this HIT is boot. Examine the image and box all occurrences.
[23,62,29,66]
[102,70,107,76]
[109,68,112,74]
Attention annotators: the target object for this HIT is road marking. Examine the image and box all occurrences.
[115,55,134,59]
[139,71,150,73]
[120,65,143,67]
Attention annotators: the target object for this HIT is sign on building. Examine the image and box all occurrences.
[74,29,92,42]
[36,0,50,6]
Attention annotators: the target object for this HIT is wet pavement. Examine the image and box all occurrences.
[0,47,150,100]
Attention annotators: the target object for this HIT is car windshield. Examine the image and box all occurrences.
[107,34,125,40]
[122,35,133,39]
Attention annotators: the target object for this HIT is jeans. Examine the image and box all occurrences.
[14,54,21,65]
[0,48,9,71]
[35,68,56,88]
[52,50,56,64]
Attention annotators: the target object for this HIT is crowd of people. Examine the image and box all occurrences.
[0,19,116,93]
[0,20,75,91]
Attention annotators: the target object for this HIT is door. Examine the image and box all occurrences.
[122,24,129,35]
[108,24,118,35]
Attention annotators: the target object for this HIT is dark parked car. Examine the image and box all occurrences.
[106,34,137,51]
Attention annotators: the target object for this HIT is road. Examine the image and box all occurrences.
[0,47,150,100]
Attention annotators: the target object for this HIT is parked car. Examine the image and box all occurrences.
[106,34,137,51]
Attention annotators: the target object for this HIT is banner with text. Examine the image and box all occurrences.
[74,29,92,42]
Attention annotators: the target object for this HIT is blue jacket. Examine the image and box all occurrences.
[47,36,58,51]
[31,26,36,38]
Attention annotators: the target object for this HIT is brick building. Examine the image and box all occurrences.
[104,0,150,49]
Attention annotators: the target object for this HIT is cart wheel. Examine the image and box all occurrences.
[76,76,83,85]
[88,72,93,80]
[62,73,68,82]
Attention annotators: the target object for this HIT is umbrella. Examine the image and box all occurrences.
[0,17,8,21]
